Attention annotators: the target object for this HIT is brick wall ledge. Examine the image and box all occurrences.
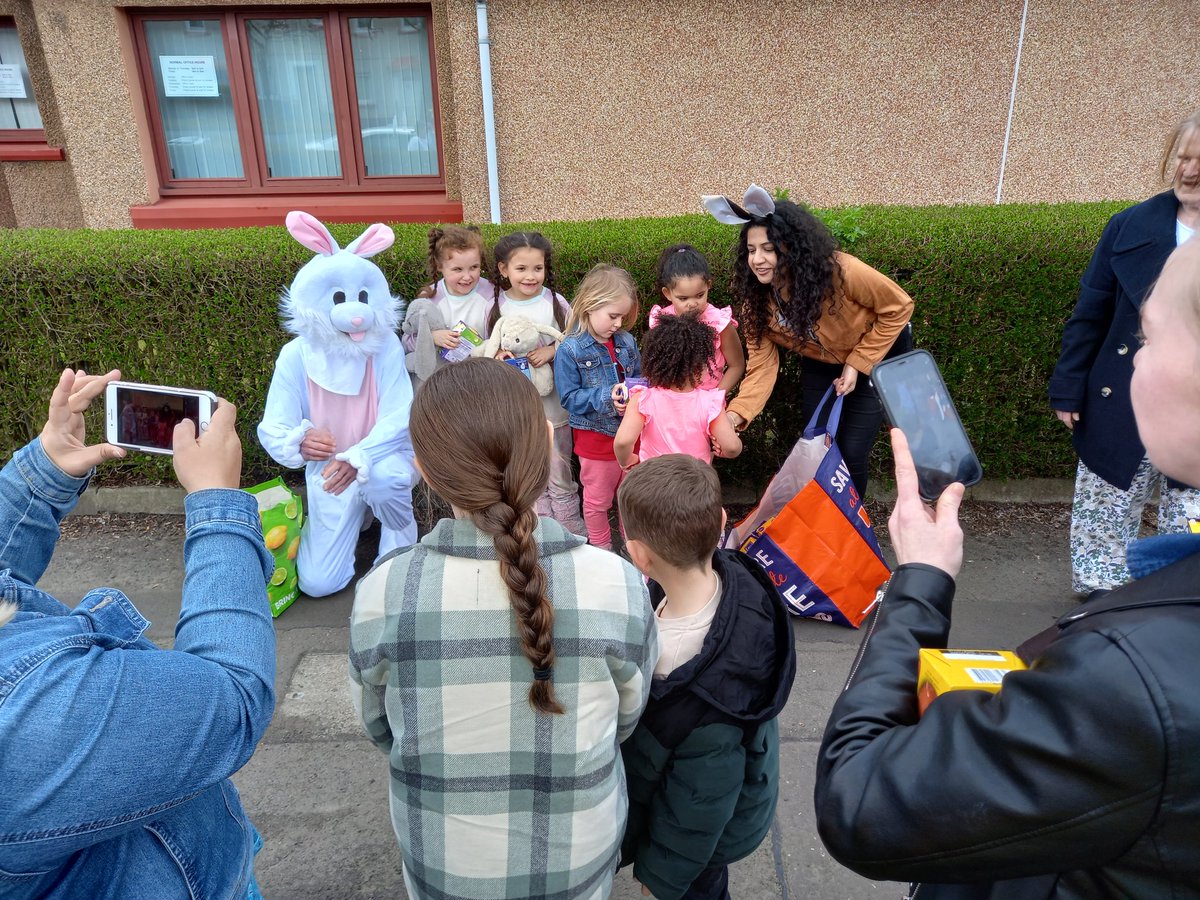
[129,193,464,229]
[69,478,1078,517]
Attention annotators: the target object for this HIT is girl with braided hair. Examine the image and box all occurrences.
[349,358,657,900]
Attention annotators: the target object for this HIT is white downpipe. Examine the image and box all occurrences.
[476,1,501,223]
[996,0,1030,204]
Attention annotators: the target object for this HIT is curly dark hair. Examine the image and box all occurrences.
[641,311,718,391]
[732,199,842,345]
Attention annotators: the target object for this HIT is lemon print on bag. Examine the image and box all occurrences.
[245,477,303,617]
[264,525,288,550]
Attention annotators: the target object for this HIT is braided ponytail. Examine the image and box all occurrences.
[410,358,564,714]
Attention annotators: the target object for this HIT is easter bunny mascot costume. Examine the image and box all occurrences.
[258,211,417,598]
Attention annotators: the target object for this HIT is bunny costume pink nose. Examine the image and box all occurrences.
[330,300,375,339]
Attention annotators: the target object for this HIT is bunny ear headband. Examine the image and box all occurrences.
[700,183,776,225]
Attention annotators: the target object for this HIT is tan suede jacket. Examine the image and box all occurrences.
[727,252,914,426]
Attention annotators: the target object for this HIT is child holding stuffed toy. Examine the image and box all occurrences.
[259,212,417,598]
[483,231,584,535]
[614,312,743,470]
[401,225,491,390]
[648,243,745,393]
[554,264,641,550]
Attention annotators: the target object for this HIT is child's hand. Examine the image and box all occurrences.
[495,349,515,361]
[432,329,461,350]
[527,345,556,367]
[611,383,628,413]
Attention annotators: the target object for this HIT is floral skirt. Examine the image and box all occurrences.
[1070,458,1200,593]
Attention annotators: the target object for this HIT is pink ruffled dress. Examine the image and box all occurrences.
[647,303,737,390]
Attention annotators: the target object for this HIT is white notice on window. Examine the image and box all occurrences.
[160,56,218,98]
[0,65,27,99]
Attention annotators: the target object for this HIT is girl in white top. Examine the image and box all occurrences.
[401,226,493,389]
[484,232,585,536]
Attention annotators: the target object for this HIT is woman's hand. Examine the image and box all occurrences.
[40,368,126,476]
[526,345,556,367]
[1054,409,1080,430]
[726,410,746,431]
[432,329,461,350]
[833,364,859,396]
[887,428,965,579]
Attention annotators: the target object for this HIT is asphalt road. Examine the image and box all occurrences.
[39,501,1077,899]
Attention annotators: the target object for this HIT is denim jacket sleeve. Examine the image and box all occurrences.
[0,439,91,590]
[554,336,617,420]
[0,482,278,852]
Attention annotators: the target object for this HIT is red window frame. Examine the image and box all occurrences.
[0,17,62,158]
[129,6,445,196]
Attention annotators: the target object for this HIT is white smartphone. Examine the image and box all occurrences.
[105,381,217,455]
[871,350,983,501]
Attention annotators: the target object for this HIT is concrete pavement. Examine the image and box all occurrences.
[38,500,1077,899]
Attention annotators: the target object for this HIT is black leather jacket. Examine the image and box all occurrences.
[814,553,1200,899]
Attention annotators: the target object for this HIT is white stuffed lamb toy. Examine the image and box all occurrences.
[257,211,416,598]
[473,313,563,397]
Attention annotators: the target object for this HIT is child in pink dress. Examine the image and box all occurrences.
[647,244,745,393]
[614,313,743,468]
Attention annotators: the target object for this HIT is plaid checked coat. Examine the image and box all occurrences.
[350,516,658,900]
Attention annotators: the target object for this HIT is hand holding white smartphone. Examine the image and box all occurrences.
[104,381,217,455]
[870,350,983,501]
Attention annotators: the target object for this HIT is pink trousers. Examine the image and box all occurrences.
[578,456,624,549]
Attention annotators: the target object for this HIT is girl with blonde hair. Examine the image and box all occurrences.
[553,264,642,549]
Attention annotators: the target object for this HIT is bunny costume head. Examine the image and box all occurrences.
[281,211,405,394]
[282,211,403,358]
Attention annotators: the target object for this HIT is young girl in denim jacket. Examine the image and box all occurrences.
[554,264,641,550]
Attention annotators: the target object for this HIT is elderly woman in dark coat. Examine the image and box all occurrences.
[1049,109,1200,594]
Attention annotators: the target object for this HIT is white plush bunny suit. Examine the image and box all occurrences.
[258,212,416,598]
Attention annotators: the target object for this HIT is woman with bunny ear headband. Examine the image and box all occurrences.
[258,211,418,598]
[703,185,915,495]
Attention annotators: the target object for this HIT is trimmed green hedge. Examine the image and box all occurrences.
[0,201,1128,490]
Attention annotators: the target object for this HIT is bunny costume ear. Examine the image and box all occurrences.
[700,183,777,225]
[345,223,395,258]
[286,211,340,256]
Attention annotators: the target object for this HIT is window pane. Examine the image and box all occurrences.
[348,17,439,177]
[144,20,243,179]
[0,24,43,130]
[248,18,339,179]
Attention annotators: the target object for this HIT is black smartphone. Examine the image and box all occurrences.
[870,350,982,500]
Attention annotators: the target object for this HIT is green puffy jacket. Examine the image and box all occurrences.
[621,550,797,899]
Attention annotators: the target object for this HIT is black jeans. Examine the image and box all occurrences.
[801,326,913,497]
[681,865,730,900]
